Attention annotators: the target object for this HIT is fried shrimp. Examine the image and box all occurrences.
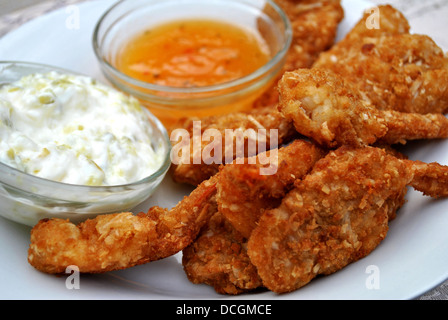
[278,68,448,148]
[314,5,448,114]
[170,107,297,186]
[407,160,448,198]
[254,0,344,108]
[182,211,263,295]
[247,146,448,293]
[182,140,324,294]
[333,4,410,43]
[217,139,325,238]
[28,176,218,274]
[273,0,344,72]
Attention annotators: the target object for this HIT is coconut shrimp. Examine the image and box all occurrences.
[247,146,448,293]
[170,107,297,186]
[28,176,218,274]
[217,139,325,238]
[278,68,448,148]
[314,5,448,114]
[182,210,263,295]
[182,139,325,294]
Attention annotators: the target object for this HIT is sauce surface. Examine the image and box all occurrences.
[0,72,165,186]
[116,19,271,88]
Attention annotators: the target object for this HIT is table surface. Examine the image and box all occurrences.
[0,0,447,300]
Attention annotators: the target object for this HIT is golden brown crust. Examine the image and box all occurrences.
[254,0,344,108]
[182,139,324,294]
[28,175,218,274]
[182,211,263,295]
[217,139,325,238]
[337,4,410,42]
[170,107,297,186]
[378,111,448,145]
[407,160,448,198]
[246,145,448,293]
[314,5,448,114]
[27,3,448,296]
[277,0,344,72]
[278,68,388,148]
[278,68,448,148]
[181,145,448,295]
[28,213,159,274]
[247,146,413,293]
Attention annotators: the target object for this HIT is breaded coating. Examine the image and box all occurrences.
[247,146,448,293]
[377,111,448,145]
[278,68,448,148]
[182,140,324,294]
[28,176,218,274]
[254,0,344,108]
[276,0,344,72]
[217,139,325,238]
[182,211,263,295]
[314,5,448,114]
[336,4,410,42]
[170,107,297,186]
[278,68,386,147]
[183,144,412,295]
[408,160,448,198]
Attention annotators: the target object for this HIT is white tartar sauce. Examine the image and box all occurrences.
[0,72,166,186]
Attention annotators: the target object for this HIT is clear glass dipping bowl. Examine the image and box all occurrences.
[0,61,172,227]
[93,0,292,127]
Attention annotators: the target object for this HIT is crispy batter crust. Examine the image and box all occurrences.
[277,0,344,72]
[247,147,413,293]
[314,5,448,114]
[182,211,263,295]
[170,107,297,186]
[254,0,344,108]
[181,142,448,295]
[278,68,387,148]
[217,139,325,238]
[278,68,448,148]
[28,176,218,274]
[407,160,448,198]
[182,140,324,294]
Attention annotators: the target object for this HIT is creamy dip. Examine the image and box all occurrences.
[0,72,166,186]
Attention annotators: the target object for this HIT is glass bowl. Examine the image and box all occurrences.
[0,61,172,227]
[93,0,292,127]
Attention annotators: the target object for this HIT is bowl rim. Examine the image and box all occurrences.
[0,60,172,193]
[92,0,293,95]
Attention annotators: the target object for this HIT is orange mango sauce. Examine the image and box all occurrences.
[115,19,273,127]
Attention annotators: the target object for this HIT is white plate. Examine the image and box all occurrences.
[0,0,447,300]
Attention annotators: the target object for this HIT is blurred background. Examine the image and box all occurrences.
[1,0,51,14]
[1,0,447,49]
